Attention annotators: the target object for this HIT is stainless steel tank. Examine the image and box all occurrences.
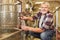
[0,0,21,29]
[0,0,22,40]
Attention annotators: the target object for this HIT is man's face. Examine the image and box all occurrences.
[40,4,49,14]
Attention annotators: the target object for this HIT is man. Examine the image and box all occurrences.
[20,2,55,40]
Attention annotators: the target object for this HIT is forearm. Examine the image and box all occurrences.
[28,27,44,33]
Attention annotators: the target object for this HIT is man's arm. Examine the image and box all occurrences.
[21,26,44,33]
[20,12,41,21]
[28,27,45,33]
[20,16,33,21]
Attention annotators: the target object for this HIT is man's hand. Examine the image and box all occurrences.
[18,16,33,21]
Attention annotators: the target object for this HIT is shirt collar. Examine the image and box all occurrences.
[39,11,50,15]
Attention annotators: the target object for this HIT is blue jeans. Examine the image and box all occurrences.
[30,30,54,40]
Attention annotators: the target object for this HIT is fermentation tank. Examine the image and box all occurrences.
[0,0,22,40]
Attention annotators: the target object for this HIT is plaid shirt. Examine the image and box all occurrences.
[32,11,54,30]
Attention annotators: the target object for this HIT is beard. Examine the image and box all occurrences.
[41,11,48,14]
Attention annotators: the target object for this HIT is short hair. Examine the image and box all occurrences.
[41,2,50,8]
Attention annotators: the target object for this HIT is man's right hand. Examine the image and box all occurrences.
[18,16,33,21]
